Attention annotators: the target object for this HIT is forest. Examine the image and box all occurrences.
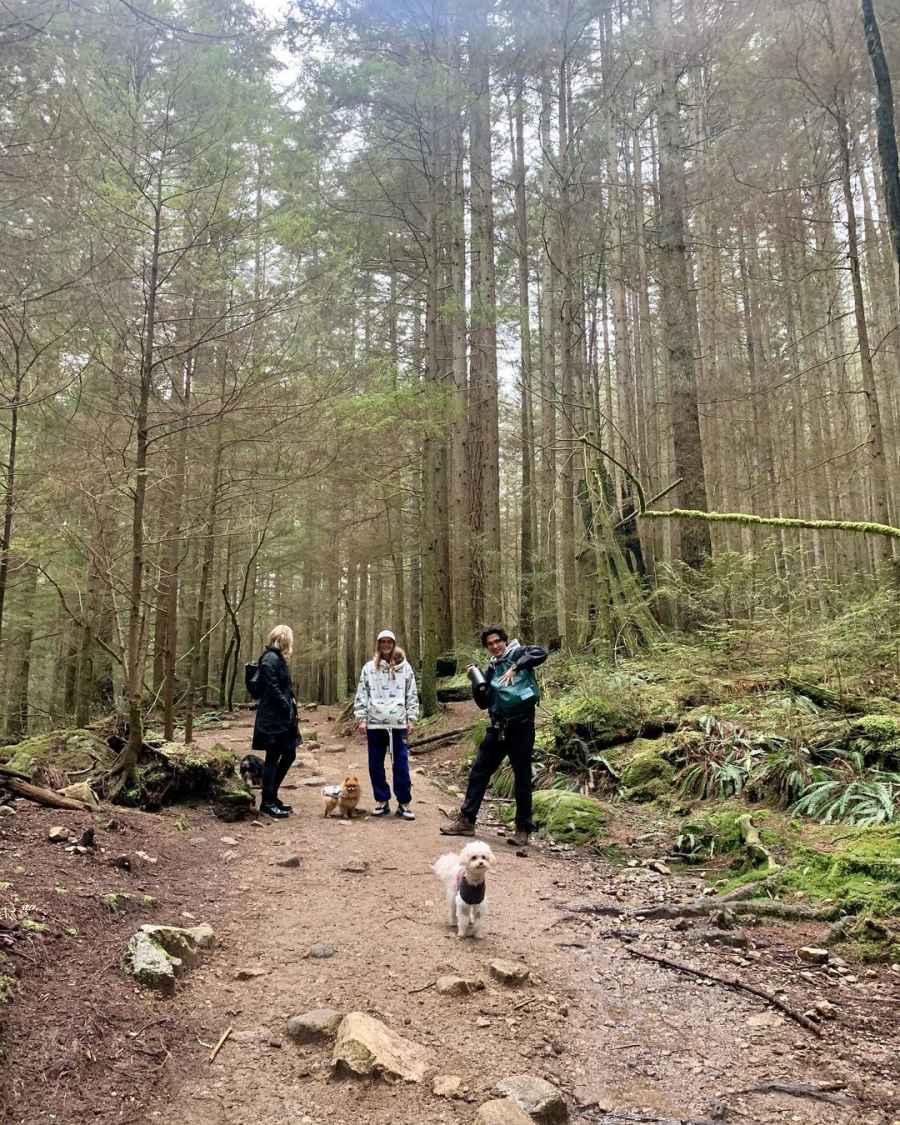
[1,1,900,1121]
[1,0,898,753]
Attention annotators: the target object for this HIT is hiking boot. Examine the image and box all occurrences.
[372,801,391,817]
[395,804,415,821]
[274,799,293,814]
[259,802,289,819]
[440,815,475,837]
[507,829,530,848]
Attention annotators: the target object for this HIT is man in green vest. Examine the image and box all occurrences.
[440,625,547,849]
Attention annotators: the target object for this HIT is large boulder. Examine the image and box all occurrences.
[332,1011,432,1082]
[57,781,99,807]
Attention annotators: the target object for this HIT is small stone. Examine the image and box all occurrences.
[220,836,239,846]
[189,836,207,845]
[814,999,839,1020]
[672,919,691,932]
[433,1075,464,1098]
[274,856,301,868]
[234,966,267,980]
[436,975,484,997]
[135,850,157,864]
[78,827,95,848]
[109,854,131,870]
[798,946,829,965]
[105,819,119,831]
[490,960,530,986]
[495,1075,569,1124]
[700,929,749,949]
[305,741,321,751]
[645,860,671,876]
[48,826,70,843]
[476,1017,492,1028]
[342,859,369,874]
[307,943,336,959]
[302,777,327,786]
[287,1008,344,1044]
[326,743,347,753]
[0,804,15,817]
[475,1099,533,1125]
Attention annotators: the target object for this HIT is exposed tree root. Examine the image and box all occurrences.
[624,947,822,1035]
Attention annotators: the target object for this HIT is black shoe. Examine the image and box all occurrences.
[275,799,293,813]
[259,802,289,819]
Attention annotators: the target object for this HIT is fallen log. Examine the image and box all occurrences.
[1,775,90,811]
[625,947,822,1035]
[408,725,476,754]
[0,764,33,782]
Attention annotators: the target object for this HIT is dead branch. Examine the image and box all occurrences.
[625,947,822,1035]
[408,725,477,754]
[725,1081,854,1106]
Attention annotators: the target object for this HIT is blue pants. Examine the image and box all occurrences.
[366,728,411,805]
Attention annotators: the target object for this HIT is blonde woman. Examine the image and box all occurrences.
[252,624,300,818]
[353,629,419,820]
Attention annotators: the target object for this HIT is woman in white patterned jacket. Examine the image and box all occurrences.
[353,629,419,820]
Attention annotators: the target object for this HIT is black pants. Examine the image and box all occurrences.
[261,743,296,804]
[461,718,535,832]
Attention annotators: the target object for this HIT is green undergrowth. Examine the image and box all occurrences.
[675,803,900,929]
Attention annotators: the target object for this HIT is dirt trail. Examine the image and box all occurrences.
[152,708,895,1125]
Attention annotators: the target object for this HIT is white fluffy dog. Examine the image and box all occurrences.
[432,840,495,939]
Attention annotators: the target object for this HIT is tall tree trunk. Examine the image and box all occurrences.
[835,99,893,561]
[652,0,711,571]
[862,0,900,296]
[538,69,560,642]
[0,374,23,658]
[513,75,536,638]
[468,2,502,625]
[5,561,36,740]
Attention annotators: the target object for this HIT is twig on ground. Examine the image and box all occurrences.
[408,980,435,994]
[725,1081,854,1106]
[208,1025,232,1063]
[625,947,822,1035]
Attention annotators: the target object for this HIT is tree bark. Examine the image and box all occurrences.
[652,0,711,571]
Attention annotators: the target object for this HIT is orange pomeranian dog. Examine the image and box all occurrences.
[322,775,362,819]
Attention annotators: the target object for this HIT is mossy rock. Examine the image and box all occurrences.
[0,973,13,1006]
[212,777,255,822]
[619,740,676,801]
[0,729,112,780]
[501,789,605,845]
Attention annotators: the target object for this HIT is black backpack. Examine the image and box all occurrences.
[245,653,265,700]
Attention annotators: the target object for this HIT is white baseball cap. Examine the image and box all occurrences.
[376,629,396,642]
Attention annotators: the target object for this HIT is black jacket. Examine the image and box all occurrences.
[252,647,299,748]
[472,642,548,720]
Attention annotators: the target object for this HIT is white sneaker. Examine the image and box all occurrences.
[395,804,415,821]
[372,801,391,817]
